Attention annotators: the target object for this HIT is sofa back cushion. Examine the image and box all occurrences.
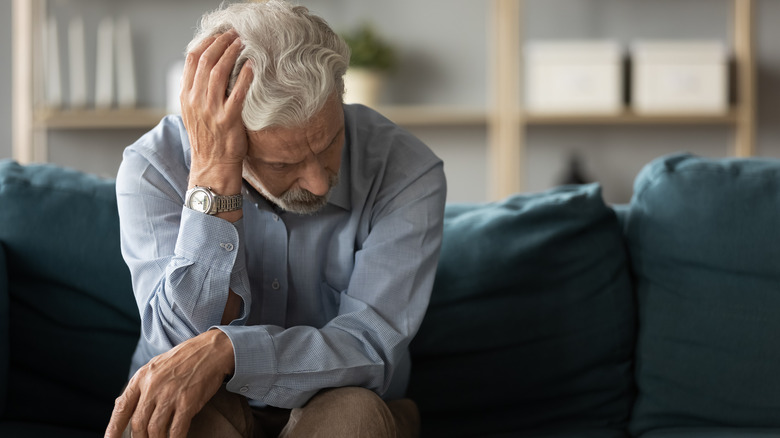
[0,160,140,431]
[409,183,635,437]
[626,153,780,435]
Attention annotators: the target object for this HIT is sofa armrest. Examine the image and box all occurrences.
[0,242,8,417]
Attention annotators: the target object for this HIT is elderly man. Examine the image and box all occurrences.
[105,1,446,437]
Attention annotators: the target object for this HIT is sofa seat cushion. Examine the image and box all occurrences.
[0,161,139,431]
[0,421,101,438]
[640,428,780,438]
[409,183,635,437]
[626,153,780,435]
[480,430,629,438]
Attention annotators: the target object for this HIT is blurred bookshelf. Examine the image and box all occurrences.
[489,0,755,199]
[12,0,491,164]
[13,0,755,202]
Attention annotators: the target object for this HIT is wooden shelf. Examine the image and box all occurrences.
[34,106,736,130]
[32,105,487,131]
[34,108,168,130]
[524,109,739,126]
[377,105,487,126]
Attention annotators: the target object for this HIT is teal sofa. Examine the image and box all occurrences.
[2,153,780,437]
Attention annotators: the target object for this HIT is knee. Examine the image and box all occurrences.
[286,388,416,437]
[308,387,395,430]
[188,386,254,438]
[316,387,388,415]
[323,387,398,434]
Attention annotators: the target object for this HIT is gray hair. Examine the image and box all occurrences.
[186,0,351,130]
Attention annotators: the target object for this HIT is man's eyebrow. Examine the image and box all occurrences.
[323,127,344,150]
[311,127,344,156]
[262,156,301,166]
[261,128,343,166]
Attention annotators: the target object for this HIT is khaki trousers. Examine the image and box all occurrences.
[124,386,420,438]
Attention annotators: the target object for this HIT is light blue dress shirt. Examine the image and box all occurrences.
[116,104,446,409]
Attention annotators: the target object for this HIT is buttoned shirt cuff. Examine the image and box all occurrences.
[174,207,247,274]
[214,325,277,401]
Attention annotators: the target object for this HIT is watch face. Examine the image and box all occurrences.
[188,188,212,213]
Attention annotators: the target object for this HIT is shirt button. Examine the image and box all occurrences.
[272,214,279,221]
[272,279,280,290]
[239,386,249,393]
[220,242,234,251]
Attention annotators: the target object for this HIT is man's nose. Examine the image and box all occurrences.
[298,158,330,196]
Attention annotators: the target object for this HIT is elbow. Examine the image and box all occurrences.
[140,299,197,350]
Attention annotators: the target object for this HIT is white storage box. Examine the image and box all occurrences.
[524,41,623,114]
[632,41,728,114]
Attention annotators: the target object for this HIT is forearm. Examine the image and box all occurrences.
[119,196,251,349]
[157,211,248,341]
[218,316,394,408]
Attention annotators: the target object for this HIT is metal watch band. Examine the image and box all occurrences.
[215,193,243,213]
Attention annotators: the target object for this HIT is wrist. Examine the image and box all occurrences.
[209,329,235,379]
[188,162,243,195]
[184,184,244,222]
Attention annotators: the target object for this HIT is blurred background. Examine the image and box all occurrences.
[4,0,780,204]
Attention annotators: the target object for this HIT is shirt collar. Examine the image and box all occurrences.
[326,130,351,211]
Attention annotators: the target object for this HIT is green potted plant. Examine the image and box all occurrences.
[341,24,397,106]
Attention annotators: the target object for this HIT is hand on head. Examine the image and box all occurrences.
[181,30,254,196]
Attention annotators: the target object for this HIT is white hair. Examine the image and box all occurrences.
[186,0,350,130]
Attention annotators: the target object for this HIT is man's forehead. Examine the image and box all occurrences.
[247,109,343,161]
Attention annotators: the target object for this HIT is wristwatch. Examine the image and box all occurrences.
[184,186,243,215]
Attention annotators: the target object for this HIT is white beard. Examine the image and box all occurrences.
[242,164,335,215]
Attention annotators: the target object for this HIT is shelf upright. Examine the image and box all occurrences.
[488,0,523,200]
[733,0,756,157]
[12,0,47,164]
